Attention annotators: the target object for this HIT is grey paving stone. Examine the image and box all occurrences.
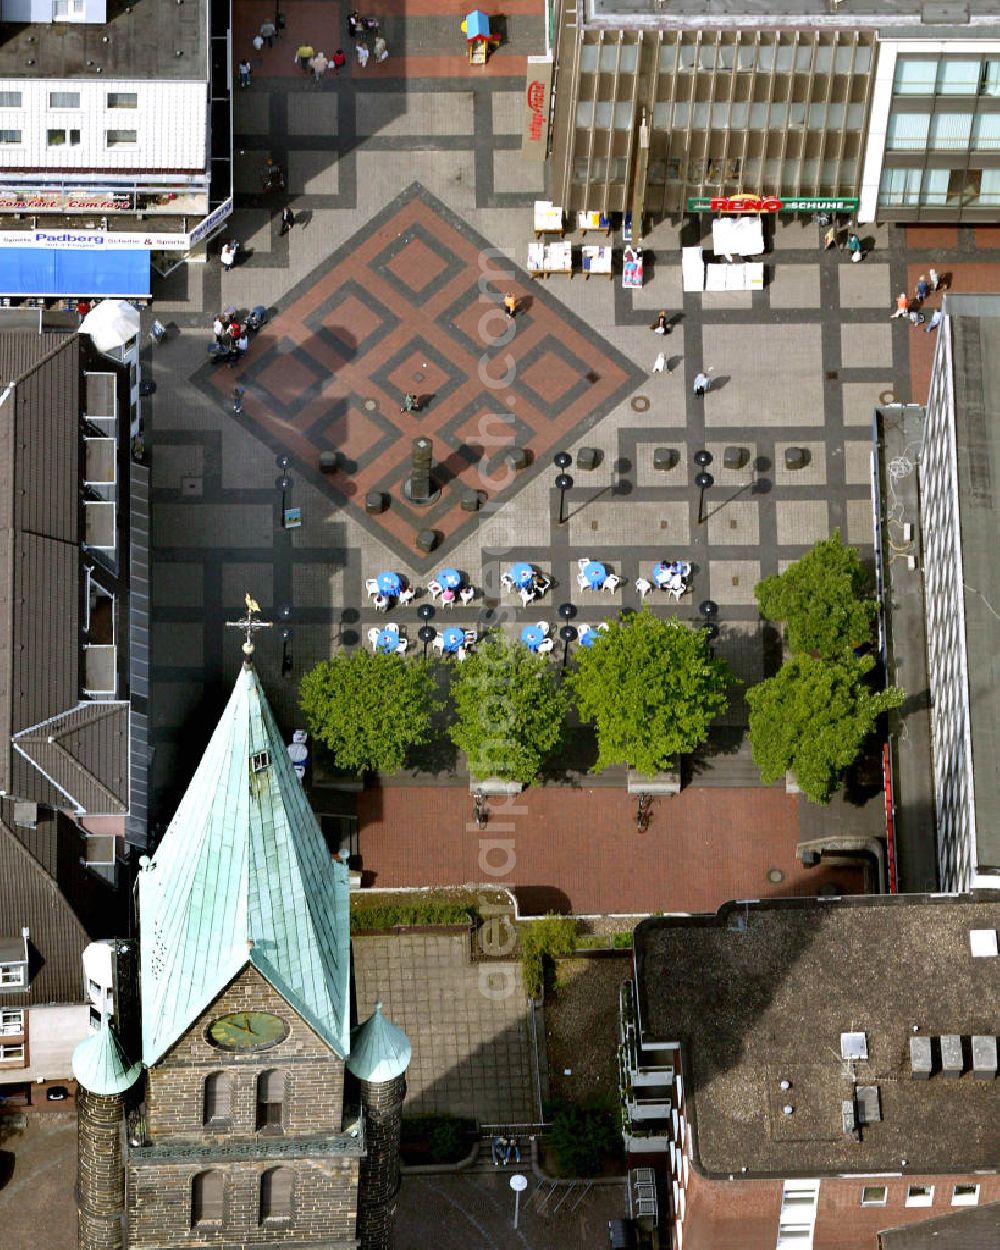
[154,504,275,548]
[567,500,690,548]
[221,562,274,611]
[842,380,895,426]
[356,90,474,137]
[846,497,876,546]
[707,500,760,547]
[233,90,271,134]
[773,440,828,487]
[841,321,893,369]
[288,150,339,195]
[492,148,546,195]
[767,263,820,309]
[288,91,339,135]
[151,562,204,608]
[631,263,683,311]
[702,323,825,427]
[152,621,205,668]
[775,499,831,547]
[152,443,204,489]
[491,91,523,135]
[709,559,761,605]
[839,261,891,309]
[845,438,874,485]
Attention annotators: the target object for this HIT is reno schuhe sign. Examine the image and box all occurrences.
[688,195,860,213]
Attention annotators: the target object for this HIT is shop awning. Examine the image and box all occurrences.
[0,248,150,297]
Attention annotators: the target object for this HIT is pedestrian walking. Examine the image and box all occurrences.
[332,48,347,71]
[295,43,315,70]
[311,51,329,80]
[373,33,388,62]
[220,241,238,271]
[929,268,940,292]
[925,308,943,333]
[238,59,252,88]
[693,371,710,395]
[260,157,285,192]
[823,225,838,250]
[491,1136,506,1166]
[503,291,517,318]
[847,231,862,262]
[651,310,669,334]
[347,10,361,38]
[260,19,276,47]
[908,309,925,327]
[915,274,929,302]
[355,41,369,68]
[652,352,665,374]
[400,392,420,413]
[280,205,296,235]
[891,292,909,319]
[252,33,264,62]
[212,316,224,343]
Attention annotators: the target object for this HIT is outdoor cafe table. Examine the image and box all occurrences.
[583,560,606,589]
[521,624,545,651]
[509,561,534,588]
[653,562,676,587]
[578,627,599,648]
[441,626,465,654]
[376,628,399,654]
[438,567,462,590]
[377,571,402,596]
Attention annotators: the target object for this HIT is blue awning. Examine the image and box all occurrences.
[0,248,150,297]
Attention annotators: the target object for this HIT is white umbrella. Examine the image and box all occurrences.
[79,299,141,353]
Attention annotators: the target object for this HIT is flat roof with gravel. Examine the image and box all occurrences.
[634,894,1000,1178]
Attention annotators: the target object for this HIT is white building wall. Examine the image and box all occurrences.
[0,79,207,172]
[0,1003,90,1083]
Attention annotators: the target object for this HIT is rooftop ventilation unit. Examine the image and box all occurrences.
[910,1035,933,1079]
[969,929,998,958]
[841,1099,860,1141]
[972,1036,997,1080]
[940,1034,963,1078]
[840,1031,868,1061]
[856,1086,882,1125]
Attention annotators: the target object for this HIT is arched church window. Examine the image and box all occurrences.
[256,1069,285,1130]
[259,1166,293,1222]
[202,1071,231,1125]
[191,1170,224,1226]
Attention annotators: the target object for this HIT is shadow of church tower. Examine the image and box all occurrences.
[73,608,411,1250]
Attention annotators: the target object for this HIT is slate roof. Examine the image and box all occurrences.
[347,1001,412,1084]
[878,1203,1000,1249]
[0,809,121,1009]
[139,662,352,1066]
[73,1018,141,1096]
[0,330,128,814]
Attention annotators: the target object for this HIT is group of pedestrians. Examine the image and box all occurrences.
[348,12,390,66]
[891,269,944,331]
[490,1135,521,1166]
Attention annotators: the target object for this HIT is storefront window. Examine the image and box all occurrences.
[854,46,873,73]
[922,169,950,205]
[576,101,594,128]
[774,45,795,72]
[599,46,618,72]
[946,167,981,204]
[895,58,937,94]
[879,166,922,205]
[619,45,637,73]
[579,45,599,73]
[658,46,676,73]
[886,112,931,150]
[737,47,755,71]
[972,113,1000,149]
[930,112,973,148]
[652,103,670,129]
[980,169,1000,203]
[983,61,1000,96]
[673,102,690,128]
[613,102,632,129]
[594,102,612,128]
[938,60,980,94]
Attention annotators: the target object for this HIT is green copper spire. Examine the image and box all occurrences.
[346,1001,412,1083]
[138,661,351,1065]
[72,1019,141,1095]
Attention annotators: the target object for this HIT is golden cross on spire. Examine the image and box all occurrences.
[225,593,272,661]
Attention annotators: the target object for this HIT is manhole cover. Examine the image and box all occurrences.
[879,389,896,405]
[364,398,379,411]
[631,395,650,413]
[825,370,839,381]
[767,867,785,884]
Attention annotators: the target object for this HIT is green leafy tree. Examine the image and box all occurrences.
[449,632,568,785]
[568,610,731,773]
[546,1100,620,1177]
[755,530,876,660]
[299,651,440,775]
[746,653,904,804]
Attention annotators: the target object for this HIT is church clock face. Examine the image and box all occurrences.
[207,1011,289,1052]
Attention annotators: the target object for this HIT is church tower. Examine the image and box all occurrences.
[124,622,363,1249]
[347,1002,412,1250]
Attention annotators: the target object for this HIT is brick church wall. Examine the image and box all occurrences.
[357,1075,406,1250]
[146,966,345,1141]
[127,1156,360,1249]
[78,1088,126,1250]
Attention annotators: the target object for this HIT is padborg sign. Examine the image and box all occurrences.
[688,195,860,213]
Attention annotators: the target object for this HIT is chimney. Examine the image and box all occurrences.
[909,1035,933,1079]
[940,1034,963,1078]
[972,1035,997,1080]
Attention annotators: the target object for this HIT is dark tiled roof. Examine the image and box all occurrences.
[0,812,121,1008]
[879,1202,1000,1249]
[14,701,129,813]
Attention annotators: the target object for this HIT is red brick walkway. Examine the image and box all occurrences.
[358,785,862,915]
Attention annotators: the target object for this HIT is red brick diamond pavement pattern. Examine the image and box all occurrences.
[206,187,642,560]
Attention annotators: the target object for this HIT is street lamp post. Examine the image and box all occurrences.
[418,625,436,658]
[281,626,294,676]
[559,624,577,670]
[695,470,714,525]
[555,473,573,525]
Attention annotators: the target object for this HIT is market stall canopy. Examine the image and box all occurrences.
[0,248,150,298]
[80,299,141,352]
[463,9,491,41]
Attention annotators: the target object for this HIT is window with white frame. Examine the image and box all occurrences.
[0,130,21,145]
[52,0,86,18]
[0,91,22,107]
[106,93,137,109]
[0,1009,23,1036]
[952,1184,979,1206]
[105,130,137,147]
[860,1185,888,1207]
[906,1185,934,1207]
[0,1042,25,1061]
[48,91,81,109]
[0,962,25,987]
[47,129,81,147]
